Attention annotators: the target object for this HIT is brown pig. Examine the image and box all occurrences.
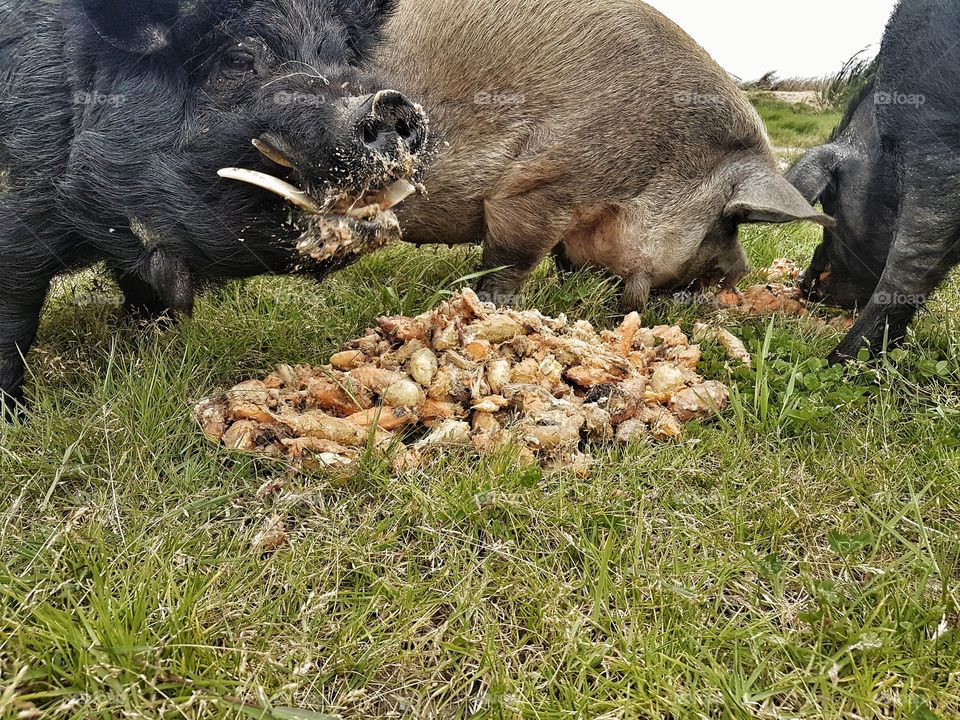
[376,0,832,309]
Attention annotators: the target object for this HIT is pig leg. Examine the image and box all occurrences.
[0,210,71,415]
[0,273,52,417]
[622,273,653,312]
[111,249,195,320]
[114,274,170,319]
[829,175,960,363]
[552,243,577,276]
[478,187,568,304]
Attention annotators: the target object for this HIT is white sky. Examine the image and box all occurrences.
[645,0,899,81]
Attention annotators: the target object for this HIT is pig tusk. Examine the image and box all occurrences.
[251,138,295,169]
[217,167,321,214]
[373,179,417,210]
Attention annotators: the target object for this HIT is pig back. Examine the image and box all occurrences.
[377,0,771,206]
[871,0,960,138]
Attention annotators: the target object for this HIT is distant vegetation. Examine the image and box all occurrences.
[820,50,879,111]
[748,95,843,150]
[743,49,879,113]
[742,49,878,150]
[743,70,825,94]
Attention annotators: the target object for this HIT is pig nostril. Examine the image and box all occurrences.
[396,118,424,152]
[356,90,426,155]
[359,117,421,153]
[361,123,380,146]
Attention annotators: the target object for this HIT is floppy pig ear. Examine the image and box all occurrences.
[785,144,841,205]
[77,0,214,54]
[726,162,835,227]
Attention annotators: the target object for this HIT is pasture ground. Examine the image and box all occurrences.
[1,97,958,720]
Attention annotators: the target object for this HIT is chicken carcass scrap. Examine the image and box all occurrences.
[194,290,730,474]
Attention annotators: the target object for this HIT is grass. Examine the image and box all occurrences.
[2,107,960,720]
[819,52,878,116]
[749,94,843,151]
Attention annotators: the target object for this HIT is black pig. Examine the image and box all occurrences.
[0,0,427,412]
[787,0,960,362]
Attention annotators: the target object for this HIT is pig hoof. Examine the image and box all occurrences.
[827,349,854,366]
[0,392,27,422]
[827,337,869,365]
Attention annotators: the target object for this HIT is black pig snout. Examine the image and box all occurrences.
[355,90,427,157]
[252,87,428,190]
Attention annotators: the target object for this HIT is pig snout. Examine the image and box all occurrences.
[354,90,427,159]
[241,86,428,197]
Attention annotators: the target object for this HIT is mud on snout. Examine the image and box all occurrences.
[219,90,431,277]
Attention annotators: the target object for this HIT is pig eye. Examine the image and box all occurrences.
[222,46,256,74]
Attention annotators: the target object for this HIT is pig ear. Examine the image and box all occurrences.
[76,0,215,54]
[725,162,835,227]
[785,144,841,205]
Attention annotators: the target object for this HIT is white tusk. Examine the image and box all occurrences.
[373,179,417,210]
[217,167,321,214]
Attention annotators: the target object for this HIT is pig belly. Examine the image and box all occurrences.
[562,201,704,287]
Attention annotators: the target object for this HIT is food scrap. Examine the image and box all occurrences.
[195,290,730,474]
[693,323,752,366]
[295,178,420,266]
[711,282,809,316]
[707,259,855,329]
[765,258,803,283]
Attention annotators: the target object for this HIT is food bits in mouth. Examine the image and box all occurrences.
[218,158,420,269]
[195,290,731,475]
[292,179,424,269]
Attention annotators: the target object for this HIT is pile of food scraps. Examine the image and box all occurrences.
[194,290,730,474]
